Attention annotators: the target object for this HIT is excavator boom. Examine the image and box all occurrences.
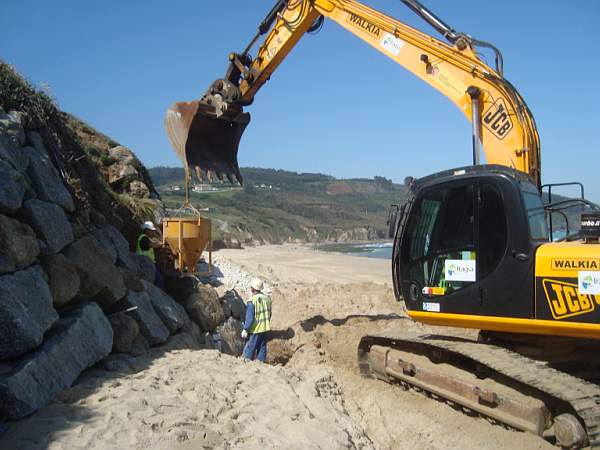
[165,0,541,188]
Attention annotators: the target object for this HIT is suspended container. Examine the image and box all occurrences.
[162,216,212,274]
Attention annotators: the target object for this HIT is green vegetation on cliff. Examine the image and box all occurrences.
[150,166,407,244]
[0,62,160,243]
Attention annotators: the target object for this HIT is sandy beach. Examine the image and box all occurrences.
[1,244,552,449]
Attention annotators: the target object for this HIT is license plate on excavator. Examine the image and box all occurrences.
[165,100,250,184]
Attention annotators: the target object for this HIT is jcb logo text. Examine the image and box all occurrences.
[483,98,513,140]
[542,279,597,320]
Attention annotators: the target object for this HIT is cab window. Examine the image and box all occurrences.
[402,183,476,296]
[522,191,549,240]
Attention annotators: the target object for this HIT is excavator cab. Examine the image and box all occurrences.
[393,165,545,320]
[393,164,600,338]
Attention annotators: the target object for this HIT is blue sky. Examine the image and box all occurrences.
[2,1,599,200]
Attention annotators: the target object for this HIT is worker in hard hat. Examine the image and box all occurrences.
[241,278,272,362]
[136,221,164,288]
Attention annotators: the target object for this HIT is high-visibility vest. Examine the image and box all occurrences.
[136,233,155,262]
[248,293,272,334]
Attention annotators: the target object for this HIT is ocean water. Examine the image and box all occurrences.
[316,242,393,259]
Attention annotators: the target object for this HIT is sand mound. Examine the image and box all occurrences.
[2,349,373,450]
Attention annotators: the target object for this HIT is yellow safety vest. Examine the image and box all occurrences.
[248,293,272,334]
[136,233,155,262]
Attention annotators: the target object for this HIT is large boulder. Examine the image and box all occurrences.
[25,144,74,212]
[129,333,150,356]
[0,110,26,148]
[129,180,149,198]
[108,145,136,163]
[0,133,28,173]
[90,224,137,271]
[108,163,137,186]
[216,317,245,356]
[63,236,126,309]
[180,317,203,347]
[89,227,117,264]
[0,160,26,215]
[107,146,139,188]
[183,284,225,332]
[123,290,169,346]
[165,273,199,303]
[21,199,74,255]
[0,302,112,420]
[221,289,246,320]
[0,214,39,275]
[119,267,144,293]
[96,353,137,373]
[141,280,187,334]
[135,253,155,283]
[0,266,58,359]
[41,254,80,308]
[108,312,139,354]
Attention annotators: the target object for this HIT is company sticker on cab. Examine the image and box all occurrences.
[380,32,405,56]
[444,259,476,282]
[422,286,446,296]
[423,302,440,312]
[579,271,600,295]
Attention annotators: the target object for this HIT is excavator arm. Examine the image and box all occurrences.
[165,0,540,188]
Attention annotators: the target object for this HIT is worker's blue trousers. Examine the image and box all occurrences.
[243,332,268,362]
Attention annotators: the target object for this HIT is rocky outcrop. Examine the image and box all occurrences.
[0,266,58,359]
[0,302,112,420]
[63,236,127,309]
[0,213,39,274]
[129,180,150,198]
[105,146,154,200]
[21,199,74,255]
[183,284,225,332]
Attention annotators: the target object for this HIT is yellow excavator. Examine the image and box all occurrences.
[165,1,600,447]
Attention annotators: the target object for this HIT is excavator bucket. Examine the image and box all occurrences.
[165,100,250,184]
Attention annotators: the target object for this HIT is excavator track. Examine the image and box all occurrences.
[358,331,600,448]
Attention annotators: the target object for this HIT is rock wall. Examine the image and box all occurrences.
[0,69,247,422]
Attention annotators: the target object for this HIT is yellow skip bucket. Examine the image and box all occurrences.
[162,217,212,274]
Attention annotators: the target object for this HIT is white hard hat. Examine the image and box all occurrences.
[141,221,156,231]
[250,278,264,292]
